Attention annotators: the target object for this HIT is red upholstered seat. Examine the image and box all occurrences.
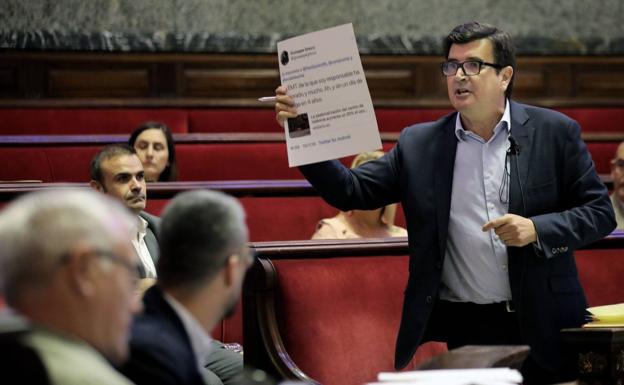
[586,142,619,174]
[0,148,52,182]
[272,256,447,385]
[176,143,299,180]
[0,109,189,135]
[576,248,624,307]
[145,195,405,242]
[0,107,622,135]
[557,108,624,133]
[188,110,281,133]
[375,109,454,131]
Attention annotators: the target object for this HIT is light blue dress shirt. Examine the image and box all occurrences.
[439,100,513,304]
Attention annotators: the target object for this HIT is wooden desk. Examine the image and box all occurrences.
[561,327,624,385]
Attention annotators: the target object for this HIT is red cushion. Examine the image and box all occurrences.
[576,248,624,307]
[189,109,281,133]
[176,143,300,180]
[0,109,189,135]
[375,109,453,132]
[0,147,52,182]
[240,196,337,241]
[273,256,446,385]
[586,142,619,174]
[557,108,624,133]
[44,146,101,182]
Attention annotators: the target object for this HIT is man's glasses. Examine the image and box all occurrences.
[441,60,503,76]
[96,250,141,278]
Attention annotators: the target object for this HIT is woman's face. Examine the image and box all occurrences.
[133,128,169,182]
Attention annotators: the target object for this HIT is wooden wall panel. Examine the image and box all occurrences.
[576,70,624,97]
[0,67,16,97]
[48,69,149,97]
[183,69,279,97]
[1,52,624,107]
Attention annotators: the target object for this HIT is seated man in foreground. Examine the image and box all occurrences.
[0,189,140,384]
[122,190,252,385]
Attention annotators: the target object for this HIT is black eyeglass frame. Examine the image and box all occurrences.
[441,60,503,76]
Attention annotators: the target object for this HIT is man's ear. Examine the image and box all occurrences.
[501,66,514,91]
[222,254,241,287]
[89,180,104,192]
[64,244,98,298]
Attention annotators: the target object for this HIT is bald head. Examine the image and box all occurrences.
[0,189,141,364]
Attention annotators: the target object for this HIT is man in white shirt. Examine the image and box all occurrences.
[0,189,141,385]
[122,190,252,385]
[90,144,159,278]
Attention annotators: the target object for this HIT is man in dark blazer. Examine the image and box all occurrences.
[122,190,253,385]
[275,22,615,384]
[90,144,160,278]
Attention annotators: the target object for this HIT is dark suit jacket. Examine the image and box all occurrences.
[138,211,160,277]
[121,285,205,385]
[299,101,616,371]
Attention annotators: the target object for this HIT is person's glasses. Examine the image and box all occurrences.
[612,158,624,170]
[441,60,503,76]
[95,250,141,285]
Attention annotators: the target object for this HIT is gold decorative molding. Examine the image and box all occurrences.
[579,351,607,374]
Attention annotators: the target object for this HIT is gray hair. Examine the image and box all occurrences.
[0,189,135,305]
[157,189,248,289]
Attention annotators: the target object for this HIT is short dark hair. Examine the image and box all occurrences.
[89,144,137,184]
[444,21,516,98]
[157,190,247,290]
[129,121,178,182]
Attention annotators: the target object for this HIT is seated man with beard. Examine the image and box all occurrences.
[121,190,252,385]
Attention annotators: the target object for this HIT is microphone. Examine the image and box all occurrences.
[508,135,521,155]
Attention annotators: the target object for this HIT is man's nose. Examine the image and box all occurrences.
[130,177,142,190]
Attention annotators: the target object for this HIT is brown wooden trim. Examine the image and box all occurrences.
[0,176,615,201]
[249,232,624,259]
[0,180,316,201]
[243,234,623,381]
[3,97,624,109]
[0,131,621,146]
[249,259,320,384]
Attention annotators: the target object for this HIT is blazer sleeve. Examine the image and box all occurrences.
[530,119,616,258]
[298,136,404,212]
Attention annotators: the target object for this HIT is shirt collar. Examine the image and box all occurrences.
[136,215,148,240]
[162,292,213,371]
[454,99,511,141]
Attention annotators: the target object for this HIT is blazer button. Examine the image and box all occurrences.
[426,295,433,304]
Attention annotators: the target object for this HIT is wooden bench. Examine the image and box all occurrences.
[0,107,623,134]
[243,234,624,385]
[0,132,621,182]
[0,180,405,242]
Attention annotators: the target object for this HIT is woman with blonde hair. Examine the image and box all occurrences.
[311,151,408,239]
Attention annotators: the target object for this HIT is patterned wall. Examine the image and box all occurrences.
[1,0,623,54]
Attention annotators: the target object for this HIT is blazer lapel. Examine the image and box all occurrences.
[434,116,458,257]
[508,101,535,217]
